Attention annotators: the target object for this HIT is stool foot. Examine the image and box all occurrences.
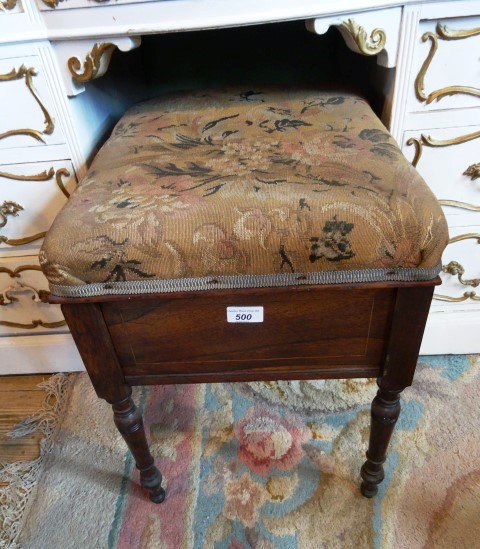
[360,481,378,498]
[360,458,383,498]
[112,390,165,503]
[140,465,166,503]
[360,381,402,498]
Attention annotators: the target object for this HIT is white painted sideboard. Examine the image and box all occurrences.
[0,0,479,374]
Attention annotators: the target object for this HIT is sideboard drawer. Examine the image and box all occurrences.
[0,255,66,336]
[432,225,480,309]
[403,125,480,222]
[0,160,77,256]
[0,54,65,151]
[409,15,480,113]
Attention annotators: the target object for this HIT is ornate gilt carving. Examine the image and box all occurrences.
[55,168,72,198]
[406,137,423,168]
[0,266,65,328]
[0,167,55,181]
[434,234,480,301]
[68,43,116,82]
[0,265,42,277]
[339,19,387,56]
[415,32,439,101]
[0,0,17,10]
[1,284,50,306]
[0,166,72,197]
[0,201,23,228]
[0,166,73,247]
[406,129,480,167]
[449,233,480,244]
[464,163,480,181]
[0,265,47,305]
[439,200,480,211]
[0,65,55,143]
[0,232,46,246]
[415,25,480,104]
[442,261,480,288]
[434,291,480,302]
[40,0,62,7]
[423,131,480,148]
[0,319,66,329]
[436,23,480,40]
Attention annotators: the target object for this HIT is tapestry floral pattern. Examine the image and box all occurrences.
[40,88,448,295]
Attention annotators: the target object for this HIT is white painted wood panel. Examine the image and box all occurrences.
[432,225,480,310]
[0,255,67,336]
[0,333,84,374]
[33,0,453,40]
[0,159,76,256]
[421,308,480,355]
[402,125,480,224]
[407,15,480,113]
[0,51,66,151]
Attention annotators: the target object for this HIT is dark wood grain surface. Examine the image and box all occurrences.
[101,285,396,382]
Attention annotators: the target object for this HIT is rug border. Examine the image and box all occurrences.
[1,373,77,548]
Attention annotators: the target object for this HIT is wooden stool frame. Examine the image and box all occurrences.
[54,278,438,503]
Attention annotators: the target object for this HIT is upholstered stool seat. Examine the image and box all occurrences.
[41,88,448,504]
[40,89,447,297]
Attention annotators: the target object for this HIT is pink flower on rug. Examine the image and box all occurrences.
[235,408,311,476]
[224,473,267,528]
[228,539,246,549]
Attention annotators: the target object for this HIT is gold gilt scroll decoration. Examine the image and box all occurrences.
[415,22,480,104]
[339,19,387,56]
[67,43,116,82]
[0,167,72,246]
[434,234,480,301]
[0,266,66,328]
[0,65,54,143]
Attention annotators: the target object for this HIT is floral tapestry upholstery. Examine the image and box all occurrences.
[40,88,448,297]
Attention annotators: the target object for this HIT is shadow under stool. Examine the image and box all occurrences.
[40,88,448,503]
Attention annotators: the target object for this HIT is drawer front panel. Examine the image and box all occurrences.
[433,226,480,309]
[410,16,480,112]
[403,125,480,222]
[0,54,65,150]
[0,160,77,256]
[103,287,395,379]
[0,255,66,335]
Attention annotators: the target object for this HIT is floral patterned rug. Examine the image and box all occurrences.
[17,355,480,548]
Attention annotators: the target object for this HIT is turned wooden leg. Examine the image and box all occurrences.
[360,380,402,497]
[62,303,165,503]
[112,389,165,504]
[359,285,436,497]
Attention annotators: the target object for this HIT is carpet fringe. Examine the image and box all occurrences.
[0,373,74,549]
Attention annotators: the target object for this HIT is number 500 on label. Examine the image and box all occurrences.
[227,307,264,323]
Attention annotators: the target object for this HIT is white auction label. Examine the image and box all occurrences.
[227,306,264,323]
